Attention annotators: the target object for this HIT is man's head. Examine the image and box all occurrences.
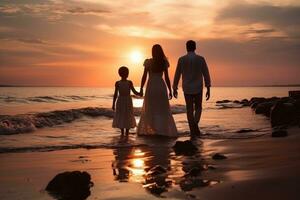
[186,40,196,52]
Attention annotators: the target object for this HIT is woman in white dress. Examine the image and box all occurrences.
[137,44,178,137]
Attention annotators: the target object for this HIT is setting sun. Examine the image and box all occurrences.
[130,50,143,63]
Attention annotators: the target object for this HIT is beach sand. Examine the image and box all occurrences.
[0,127,299,200]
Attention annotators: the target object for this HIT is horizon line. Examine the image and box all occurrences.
[1,84,300,88]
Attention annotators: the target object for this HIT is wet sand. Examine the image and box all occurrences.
[0,127,299,200]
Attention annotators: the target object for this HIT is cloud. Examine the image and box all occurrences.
[16,38,48,45]
[216,2,300,39]
[0,2,110,22]
[96,24,179,39]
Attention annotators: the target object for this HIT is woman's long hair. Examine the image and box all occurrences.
[151,44,168,72]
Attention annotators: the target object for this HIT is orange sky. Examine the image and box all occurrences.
[0,0,300,86]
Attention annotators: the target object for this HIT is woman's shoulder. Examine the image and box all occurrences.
[143,58,153,67]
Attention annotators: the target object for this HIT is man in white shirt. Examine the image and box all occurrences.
[173,40,211,137]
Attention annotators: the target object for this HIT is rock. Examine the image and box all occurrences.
[236,128,255,133]
[241,99,250,106]
[146,165,167,177]
[249,97,266,108]
[144,182,167,196]
[186,167,202,177]
[233,100,240,104]
[173,140,198,156]
[272,129,288,137]
[212,153,227,160]
[255,102,275,117]
[270,101,297,127]
[289,90,300,99]
[46,171,93,200]
[179,179,209,191]
[216,100,231,104]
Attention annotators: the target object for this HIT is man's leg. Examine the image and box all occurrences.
[194,92,203,134]
[184,93,196,134]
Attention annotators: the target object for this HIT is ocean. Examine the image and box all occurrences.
[0,86,299,153]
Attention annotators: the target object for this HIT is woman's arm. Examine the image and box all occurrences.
[140,67,148,96]
[164,68,172,99]
[129,81,140,96]
[112,82,118,110]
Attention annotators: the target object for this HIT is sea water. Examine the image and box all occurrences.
[0,86,299,153]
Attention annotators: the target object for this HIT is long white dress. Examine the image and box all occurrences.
[137,59,178,137]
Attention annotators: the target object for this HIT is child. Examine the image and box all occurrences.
[112,66,141,135]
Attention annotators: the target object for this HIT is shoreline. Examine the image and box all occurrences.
[0,126,299,199]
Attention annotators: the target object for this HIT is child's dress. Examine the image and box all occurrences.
[112,80,136,129]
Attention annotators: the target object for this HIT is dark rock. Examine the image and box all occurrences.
[236,128,255,133]
[185,167,203,177]
[270,101,297,127]
[289,90,300,99]
[250,97,266,108]
[266,97,280,102]
[272,129,288,137]
[216,100,231,104]
[233,100,240,104]
[146,165,167,177]
[144,183,167,196]
[179,179,209,191]
[279,97,295,103]
[251,101,260,109]
[255,102,275,117]
[173,140,198,156]
[241,99,250,106]
[46,171,93,200]
[207,165,217,170]
[212,153,227,160]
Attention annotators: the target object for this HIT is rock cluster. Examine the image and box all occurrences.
[216,93,300,128]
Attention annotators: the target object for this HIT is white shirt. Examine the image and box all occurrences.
[173,52,211,94]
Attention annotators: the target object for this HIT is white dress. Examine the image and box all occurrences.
[112,80,136,129]
[137,59,178,137]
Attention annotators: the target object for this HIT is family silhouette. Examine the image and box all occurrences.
[112,40,211,138]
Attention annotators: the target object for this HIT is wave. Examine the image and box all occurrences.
[0,95,103,104]
[0,143,149,154]
[0,128,271,153]
[0,105,186,135]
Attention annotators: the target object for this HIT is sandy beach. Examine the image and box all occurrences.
[0,126,299,200]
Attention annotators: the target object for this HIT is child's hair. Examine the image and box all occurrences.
[118,66,129,78]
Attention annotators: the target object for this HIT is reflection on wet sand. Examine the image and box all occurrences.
[111,135,220,197]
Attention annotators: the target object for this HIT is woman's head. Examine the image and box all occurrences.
[118,66,129,79]
[151,44,168,72]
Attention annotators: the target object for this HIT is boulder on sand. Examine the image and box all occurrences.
[255,102,275,117]
[173,140,197,156]
[250,97,266,108]
[46,171,93,200]
[270,101,297,127]
[212,153,227,160]
[272,129,288,137]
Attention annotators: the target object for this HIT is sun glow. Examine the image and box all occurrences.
[130,50,143,63]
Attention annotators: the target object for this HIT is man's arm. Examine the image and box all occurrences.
[173,58,182,98]
[202,57,211,100]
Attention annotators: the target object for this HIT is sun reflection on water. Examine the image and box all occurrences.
[128,149,146,182]
[133,98,144,108]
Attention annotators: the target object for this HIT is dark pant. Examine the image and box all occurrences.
[184,92,203,135]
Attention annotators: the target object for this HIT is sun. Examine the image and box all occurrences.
[130,50,143,63]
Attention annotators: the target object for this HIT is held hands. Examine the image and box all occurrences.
[139,88,144,97]
[173,89,178,99]
[168,91,172,100]
[206,87,210,101]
